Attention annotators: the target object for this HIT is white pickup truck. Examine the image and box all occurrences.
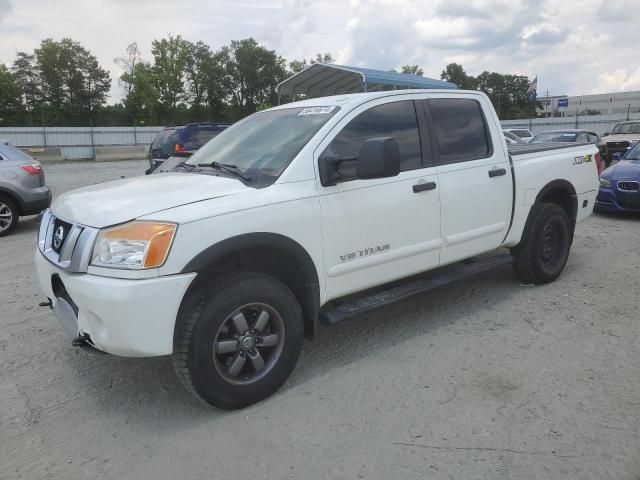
[35,90,599,409]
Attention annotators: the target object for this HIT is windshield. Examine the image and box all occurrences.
[186,106,339,182]
[531,132,577,143]
[624,143,640,160]
[612,122,640,134]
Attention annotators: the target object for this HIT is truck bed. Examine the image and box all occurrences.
[507,142,589,156]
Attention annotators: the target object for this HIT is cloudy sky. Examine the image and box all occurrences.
[1,0,639,103]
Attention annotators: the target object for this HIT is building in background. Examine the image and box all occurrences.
[537,90,640,117]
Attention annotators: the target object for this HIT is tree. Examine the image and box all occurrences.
[184,41,213,115]
[12,52,40,121]
[400,65,423,76]
[122,62,159,123]
[226,38,287,117]
[32,38,111,123]
[114,42,143,98]
[288,59,308,74]
[288,52,334,76]
[0,64,24,124]
[311,53,334,65]
[151,35,190,113]
[440,63,477,90]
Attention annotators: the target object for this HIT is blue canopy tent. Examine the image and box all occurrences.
[276,63,457,104]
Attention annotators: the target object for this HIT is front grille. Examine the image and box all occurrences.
[606,141,631,153]
[618,181,640,191]
[37,210,99,273]
[51,218,73,254]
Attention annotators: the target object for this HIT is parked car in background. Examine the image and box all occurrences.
[530,129,607,169]
[596,141,640,213]
[0,140,51,236]
[503,128,534,143]
[148,123,230,172]
[602,121,640,164]
[503,130,525,144]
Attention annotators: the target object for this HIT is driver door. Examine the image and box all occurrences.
[316,98,442,301]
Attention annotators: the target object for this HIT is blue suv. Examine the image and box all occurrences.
[148,123,230,172]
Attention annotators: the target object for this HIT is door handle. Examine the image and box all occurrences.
[413,181,437,193]
[488,168,507,178]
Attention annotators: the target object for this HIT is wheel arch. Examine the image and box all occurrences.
[180,232,321,340]
[0,187,24,215]
[535,179,578,235]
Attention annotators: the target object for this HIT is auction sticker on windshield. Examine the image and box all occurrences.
[298,106,337,116]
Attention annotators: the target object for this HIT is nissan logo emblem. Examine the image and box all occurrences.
[53,225,65,250]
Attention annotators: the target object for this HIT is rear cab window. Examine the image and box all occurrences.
[181,125,229,150]
[151,130,179,155]
[426,98,492,164]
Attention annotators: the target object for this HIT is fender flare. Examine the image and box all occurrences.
[180,232,321,338]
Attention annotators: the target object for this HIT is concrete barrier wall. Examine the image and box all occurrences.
[19,147,63,162]
[501,112,640,136]
[0,126,163,161]
[95,146,148,161]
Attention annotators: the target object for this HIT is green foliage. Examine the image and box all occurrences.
[400,65,423,76]
[2,37,542,125]
[0,64,24,125]
[441,62,538,119]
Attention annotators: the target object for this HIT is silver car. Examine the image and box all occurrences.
[0,140,52,236]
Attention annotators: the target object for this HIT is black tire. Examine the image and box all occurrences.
[510,203,572,284]
[0,195,19,237]
[172,272,304,409]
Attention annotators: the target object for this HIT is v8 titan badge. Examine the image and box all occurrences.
[573,154,592,165]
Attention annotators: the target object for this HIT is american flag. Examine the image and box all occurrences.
[526,76,537,101]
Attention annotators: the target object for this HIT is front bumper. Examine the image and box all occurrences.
[596,187,640,213]
[35,250,196,357]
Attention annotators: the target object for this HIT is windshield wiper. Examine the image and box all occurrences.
[176,160,198,171]
[198,161,251,182]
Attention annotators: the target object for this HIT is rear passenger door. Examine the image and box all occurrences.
[420,96,513,266]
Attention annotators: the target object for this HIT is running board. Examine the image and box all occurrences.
[319,252,513,325]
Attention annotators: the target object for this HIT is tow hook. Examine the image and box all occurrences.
[72,334,107,356]
[38,299,52,308]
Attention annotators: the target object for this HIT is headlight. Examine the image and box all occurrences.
[91,221,177,269]
[599,177,612,188]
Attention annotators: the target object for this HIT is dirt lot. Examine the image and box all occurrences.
[1,160,639,480]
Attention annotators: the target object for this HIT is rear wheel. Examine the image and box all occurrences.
[0,196,18,237]
[172,272,304,409]
[511,203,572,284]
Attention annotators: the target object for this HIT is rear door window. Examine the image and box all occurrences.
[427,98,492,164]
[151,130,179,155]
[182,127,225,150]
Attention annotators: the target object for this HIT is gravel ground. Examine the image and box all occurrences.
[1,160,639,480]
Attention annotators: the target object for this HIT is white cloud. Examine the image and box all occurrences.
[0,0,639,102]
[592,67,640,94]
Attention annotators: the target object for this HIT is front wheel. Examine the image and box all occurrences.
[511,203,572,284]
[172,272,304,409]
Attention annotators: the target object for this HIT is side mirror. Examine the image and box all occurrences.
[603,132,609,137]
[356,137,401,180]
[318,137,400,186]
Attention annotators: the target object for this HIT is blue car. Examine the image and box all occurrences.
[596,143,640,213]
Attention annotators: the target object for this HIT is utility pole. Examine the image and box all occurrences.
[627,104,631,121]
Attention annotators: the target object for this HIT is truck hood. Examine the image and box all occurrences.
[604,134,640,144]
[51,173,248,228]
